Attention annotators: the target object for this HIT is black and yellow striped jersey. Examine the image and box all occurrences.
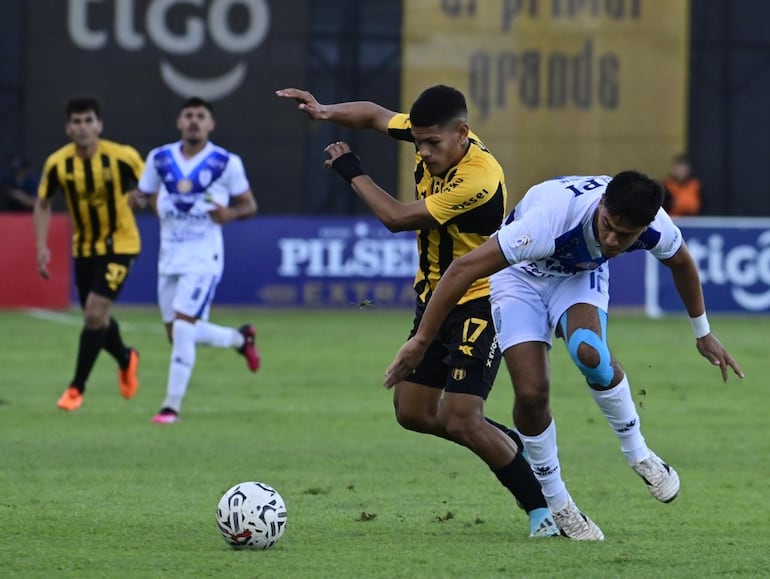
[387,113,508,305]
[39,139,143,257]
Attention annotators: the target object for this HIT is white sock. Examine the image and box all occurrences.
[518,419,570,512]
[590,375,650,464]
[162,319,197,413]
[195,321,243,348]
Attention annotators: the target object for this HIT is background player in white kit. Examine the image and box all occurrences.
[138,97,259,424]
[386,171,743,540]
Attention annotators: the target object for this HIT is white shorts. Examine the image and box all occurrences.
[489,265,610,351]
[158,273,221,323]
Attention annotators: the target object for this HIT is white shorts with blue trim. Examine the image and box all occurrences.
[158,273,221,323]
[489,265,610,352]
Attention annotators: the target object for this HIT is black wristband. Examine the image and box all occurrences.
[331,152,365,183]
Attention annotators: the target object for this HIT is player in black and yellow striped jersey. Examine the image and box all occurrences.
[277,85,558,538]
[33,96,143,412]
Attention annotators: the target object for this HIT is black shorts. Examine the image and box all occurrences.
[407,296,501,399]
[74,254,137,308]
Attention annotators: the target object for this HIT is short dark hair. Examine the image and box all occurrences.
[603,170,664,227]
[181,97,214,114]
[66,96,101,119]
[409,85,467,128]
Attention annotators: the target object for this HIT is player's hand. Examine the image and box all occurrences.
[384,337,429,389]
[128,189,148,210]
[275,88,327,120]
[695,333,744,382]
[36,246,51,280]
[207,203,233,225]
[323,141,353,167]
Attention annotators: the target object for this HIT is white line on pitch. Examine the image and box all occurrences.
[24,309,161,332]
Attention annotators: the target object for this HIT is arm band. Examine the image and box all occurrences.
[689,313,711,339]
[331,152,365,183]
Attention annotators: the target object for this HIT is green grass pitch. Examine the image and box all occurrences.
[0,307,767,578]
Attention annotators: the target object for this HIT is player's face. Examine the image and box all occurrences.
[671,161,691,181]
[66,111,102,149]
[595,203,647,258]
[177,106,215,145]
[412,121,469,176]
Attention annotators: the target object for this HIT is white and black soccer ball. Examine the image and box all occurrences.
[216,482,288,550]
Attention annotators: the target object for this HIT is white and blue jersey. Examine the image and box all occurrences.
[495,175,682,277]
[139,141,250,276]
[490,176,683,350]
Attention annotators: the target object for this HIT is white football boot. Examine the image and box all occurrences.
[631,451,680,503]
[552,500,605,541]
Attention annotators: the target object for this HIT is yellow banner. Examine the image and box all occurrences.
[400,0,689,205]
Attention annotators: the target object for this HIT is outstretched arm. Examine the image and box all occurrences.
[324,141,436,232]
[276,88,396,134]
[661,243,744,381]
[384,237,510,387]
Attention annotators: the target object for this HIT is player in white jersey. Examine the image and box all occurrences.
[138,97,259,424]
[385,171,744,540]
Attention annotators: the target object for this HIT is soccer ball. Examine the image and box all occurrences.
[216,481,288,549]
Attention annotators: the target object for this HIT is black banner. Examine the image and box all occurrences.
[24,0,308,213]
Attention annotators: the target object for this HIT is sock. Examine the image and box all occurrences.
[590,375,650,464]
[485,417,514,438]
[162,319,197,414]
[71,326,108,392]
[195,321,243,348]
[492,450,549,513]
[102,317,131,369]
[485,417,548,513]
[518,419,570,512]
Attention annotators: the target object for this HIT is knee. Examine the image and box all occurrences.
[576,342,600,368]
[567,329,614,388]
[394,404,432,433]
[514,379,549,411]
[83,309,108,329]
[439,411,482,446]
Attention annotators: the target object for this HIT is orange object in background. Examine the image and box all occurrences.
[0,213,71,309]
[664,177,702,216]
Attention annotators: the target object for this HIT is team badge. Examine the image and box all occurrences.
[199,169,212,188]
[177,178,193,194]
[451,367,466,381]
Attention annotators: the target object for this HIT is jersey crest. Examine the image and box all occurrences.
[153,148,229,213]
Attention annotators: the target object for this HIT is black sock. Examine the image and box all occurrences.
[486,417,547,513]
[485,417,522,444]
[71,327,108,392]
[493,452,548,513]
[103,317,130,369]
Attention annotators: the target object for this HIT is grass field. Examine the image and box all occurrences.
[0,307,767,578]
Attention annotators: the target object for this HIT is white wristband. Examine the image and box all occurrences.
[689,313,710,339]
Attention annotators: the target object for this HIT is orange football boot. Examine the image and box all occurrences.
[118,348,140,399]
[57,386,83,411]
